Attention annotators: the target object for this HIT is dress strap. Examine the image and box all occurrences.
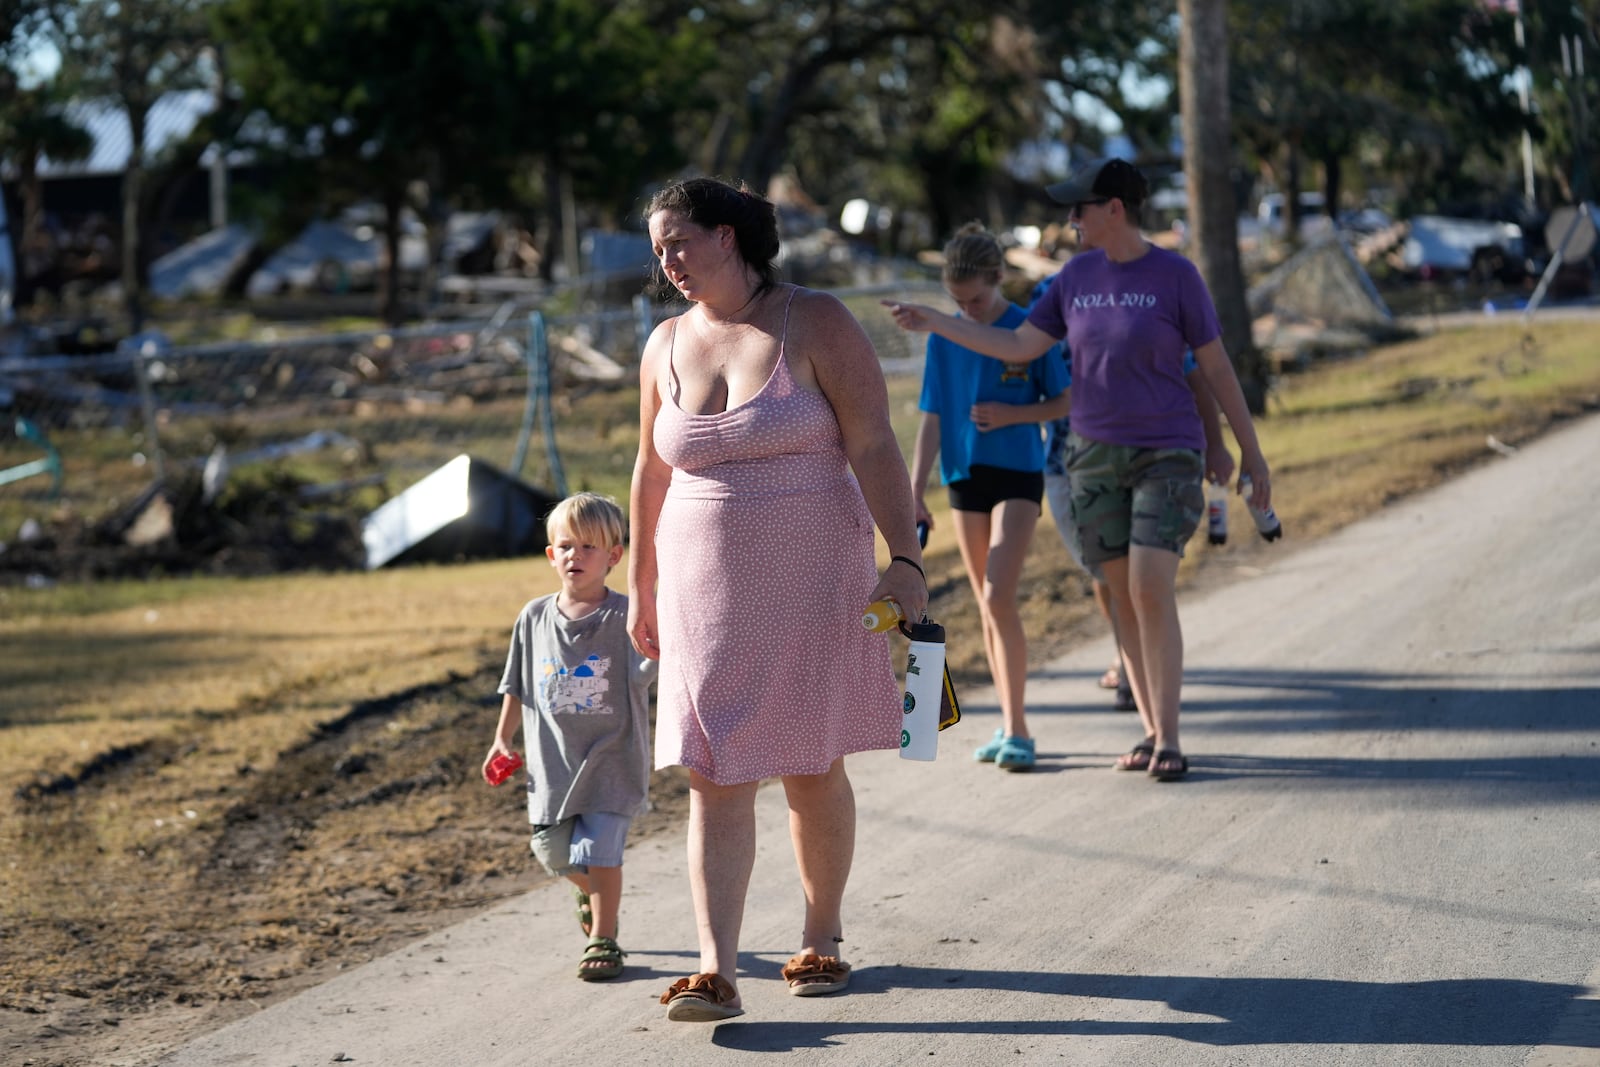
[779,285,797,355]
[666,315,683,402]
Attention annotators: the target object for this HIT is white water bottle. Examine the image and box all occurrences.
[898,618,945,762]
[1206,479,1228,545]
[1237,474,1283,542]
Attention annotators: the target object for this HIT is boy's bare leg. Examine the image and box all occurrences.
[565,870,592,933]
[570,864,623,976]
[583,865,622,940]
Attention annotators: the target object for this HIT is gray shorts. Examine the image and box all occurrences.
[1044,473,1096,578]
[530,811,632,876]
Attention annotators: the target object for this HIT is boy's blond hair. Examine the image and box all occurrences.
[544,492,625,549]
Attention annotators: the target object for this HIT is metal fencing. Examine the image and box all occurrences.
[0,280,944,558]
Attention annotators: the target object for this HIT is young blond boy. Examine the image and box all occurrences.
[483,492,655,981]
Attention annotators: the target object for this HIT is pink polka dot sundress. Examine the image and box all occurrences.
[651,288,901,785]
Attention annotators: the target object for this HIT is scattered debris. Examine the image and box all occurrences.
[0,467,367,585]
[120,487,175,547]
[1249,234,1410,368]
[1486,434,1518,457]
[199,430,365,503]
[360,454,559,570]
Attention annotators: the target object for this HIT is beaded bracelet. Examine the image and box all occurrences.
[890,555,925,580]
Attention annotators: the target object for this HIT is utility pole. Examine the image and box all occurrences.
[1515,7,1536,205]
[1561,33,1591,201]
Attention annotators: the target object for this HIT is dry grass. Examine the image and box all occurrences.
[2,316,1599,1066]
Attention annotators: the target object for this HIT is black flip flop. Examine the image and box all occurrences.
[1149,749,1189,781]
[1115,739,1155,772]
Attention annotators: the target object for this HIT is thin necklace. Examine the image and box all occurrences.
[706,284,764,324]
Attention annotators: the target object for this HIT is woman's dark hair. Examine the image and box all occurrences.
[646,177,781,295]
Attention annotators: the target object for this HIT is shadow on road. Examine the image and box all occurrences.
[708,966,1595,1050]
[988,667,1600,801]
[1031,666,1600,731]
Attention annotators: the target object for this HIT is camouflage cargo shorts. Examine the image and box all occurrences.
[1065,433,1205,566]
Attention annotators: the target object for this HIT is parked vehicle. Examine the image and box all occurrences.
[1400,215,1527,283]
[1258,192,1330,238]
[1337,207,1395,236]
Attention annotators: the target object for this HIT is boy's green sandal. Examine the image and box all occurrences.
[577,936,625,981]
[573,887,593,936]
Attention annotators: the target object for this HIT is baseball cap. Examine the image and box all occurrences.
[1045,157,1148,207]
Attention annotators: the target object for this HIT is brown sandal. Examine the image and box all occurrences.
[781,953,852,997]
[660,972,743,1021]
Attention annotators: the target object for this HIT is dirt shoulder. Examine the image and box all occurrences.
[1,529,1110,1067]
[0,659,692,1067]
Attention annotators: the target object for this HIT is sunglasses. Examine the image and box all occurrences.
[1068,198,1111,219]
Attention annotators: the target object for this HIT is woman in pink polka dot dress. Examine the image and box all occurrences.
[629,178,927,1022]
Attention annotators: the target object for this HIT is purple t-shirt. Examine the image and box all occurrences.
[1025,246,1220,450]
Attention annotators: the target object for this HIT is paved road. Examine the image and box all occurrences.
[156,414,1600,1066]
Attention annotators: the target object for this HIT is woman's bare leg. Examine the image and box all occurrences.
[1104,546,1184,755]
[1101,556,1156,742]
[686,771,759,1002]
[781,758,855,957]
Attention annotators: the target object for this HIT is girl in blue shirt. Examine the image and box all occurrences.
[910,223,1069,771]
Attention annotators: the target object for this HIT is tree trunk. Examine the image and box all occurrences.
[699,109,735,177]
[739,56,824,194]
[539,159,561,284]
[1178,0,1268,414]
[18,156,44,304]
[1322,150,1343,224]
[1284,137,1303,241]
[381,184,405,326]
[122,104,148,334]
[560,168,579,288]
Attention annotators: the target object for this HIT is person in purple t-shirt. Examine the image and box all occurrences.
[885,157,1271,782]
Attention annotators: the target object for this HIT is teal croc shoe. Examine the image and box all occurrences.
[974,728,1006,763]
[995,736,1036,772]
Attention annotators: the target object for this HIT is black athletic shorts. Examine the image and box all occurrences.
[946,464,1045,513]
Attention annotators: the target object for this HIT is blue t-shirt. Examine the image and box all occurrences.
[1026,246,1221,451]
[918,303,1069,485]
[1031,276,1075,478]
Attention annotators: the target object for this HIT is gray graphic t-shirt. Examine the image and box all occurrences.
[497,589,657,825]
